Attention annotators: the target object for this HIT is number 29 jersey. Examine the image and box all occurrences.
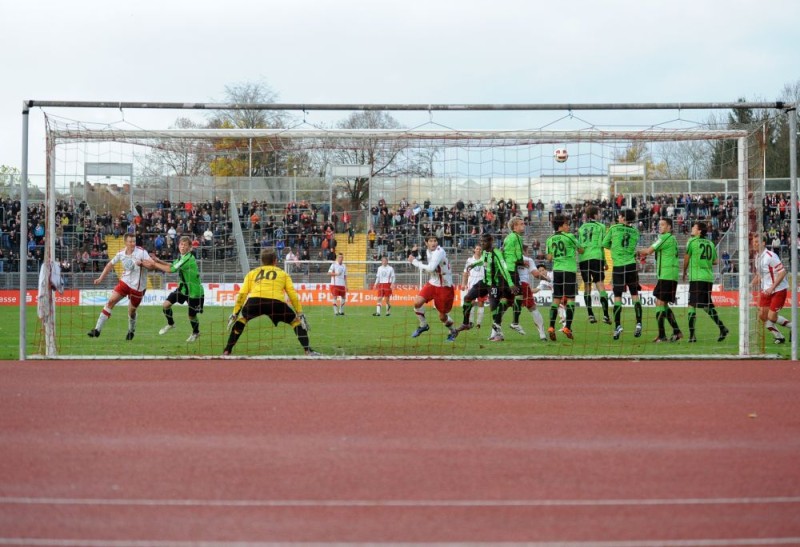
[546,232,580,273]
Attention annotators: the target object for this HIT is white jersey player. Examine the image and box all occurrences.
[88,233,154,340]
[408,235,457,339]
[756,247,789,293]
[411,240,454,287]
[510,247,546,340]
[111,244,151,292]
[328,253,347,316]
[462,246,488,328]
[535,264,567,325]
[754,235,792,343]
[373,257,396,316]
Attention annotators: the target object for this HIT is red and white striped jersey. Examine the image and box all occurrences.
[412,246,453,287]
[375,265,396,285]
[517,255,537,285]
[111,246,151,292]
[757,249,788,292]
[328,262,347,287]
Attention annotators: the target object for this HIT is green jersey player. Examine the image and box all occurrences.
[639,218,682,342]
[545,215,583,340]
[602,208,642,340]
[682,221,728,343]
[577,205,609,324]
[144,236,205,342]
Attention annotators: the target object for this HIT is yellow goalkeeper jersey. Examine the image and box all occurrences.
[233,265,302,315]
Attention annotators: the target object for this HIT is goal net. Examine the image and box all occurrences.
[27,109,779,359]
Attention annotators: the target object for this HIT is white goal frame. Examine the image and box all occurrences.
[19,100,798,360]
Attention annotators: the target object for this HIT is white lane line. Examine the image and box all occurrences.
[0,496,799,508]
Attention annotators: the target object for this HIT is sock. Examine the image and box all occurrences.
[706,304,723,327]
[614,302,622,328]
[294,324,310,350]
[376,304,381,315]
[584,293,593,316]
[656,305,666,338]
[549,304,558,328]
[462,301,474,325]
[566,302,575,329]
[666,307,680,333]
[476,305,485,326]
[190,317,199,334]
[444,315,454,328]
[512,299,522,324]
[600,291,609,318]
[634,301,643,324]
[493,302,506,326]
[225,320,246,351]
[766,320,784,339]
[96,306,111,331]
[333,304,338,315]
[688,308,697,338]
[776,316,791,328]
[128,313,137,333]
[163,307,174,326]
[415,307,428,327]
[531,308,544,336]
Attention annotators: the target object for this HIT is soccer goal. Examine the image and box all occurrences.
[19,100,797,359]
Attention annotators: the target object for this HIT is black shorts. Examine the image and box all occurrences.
[688,281,713,307]
[489,285,515,308]
[240,297,297,326]
[552,271,577,299]
[612,264,640,297]
[464,280,490,303]
[579,259,604,286]
[167,290,205,315]
[652,279,678,304]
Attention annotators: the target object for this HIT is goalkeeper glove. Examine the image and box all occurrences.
[298,313,310,332]
[226,313,238,331]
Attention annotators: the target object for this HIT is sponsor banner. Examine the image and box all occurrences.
[0,287,746,308]
[0,290,81,306]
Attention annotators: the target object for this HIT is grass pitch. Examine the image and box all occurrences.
[4,304,787,360]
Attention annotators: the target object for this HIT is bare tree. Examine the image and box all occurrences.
[656,140,713,180]
[315,111,432,210]
[207,80,294,177]
[208,80,285,130]
[141,117,211,177]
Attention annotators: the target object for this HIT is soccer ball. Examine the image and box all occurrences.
[554,148,568,163]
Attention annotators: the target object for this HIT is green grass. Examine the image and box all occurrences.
[3,304,789,360]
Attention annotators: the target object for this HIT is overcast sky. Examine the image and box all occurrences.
[1,0,798,177]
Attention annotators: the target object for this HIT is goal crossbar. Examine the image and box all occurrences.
[49,128,750,143]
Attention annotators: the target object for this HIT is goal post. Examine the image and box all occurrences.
[18,101,797,360]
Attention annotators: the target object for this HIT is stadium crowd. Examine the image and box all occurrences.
[0,190,790,278]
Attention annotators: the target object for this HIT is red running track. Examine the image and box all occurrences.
[0,359,799,545]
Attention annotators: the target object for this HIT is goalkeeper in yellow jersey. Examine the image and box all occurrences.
[223,247,320,357]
